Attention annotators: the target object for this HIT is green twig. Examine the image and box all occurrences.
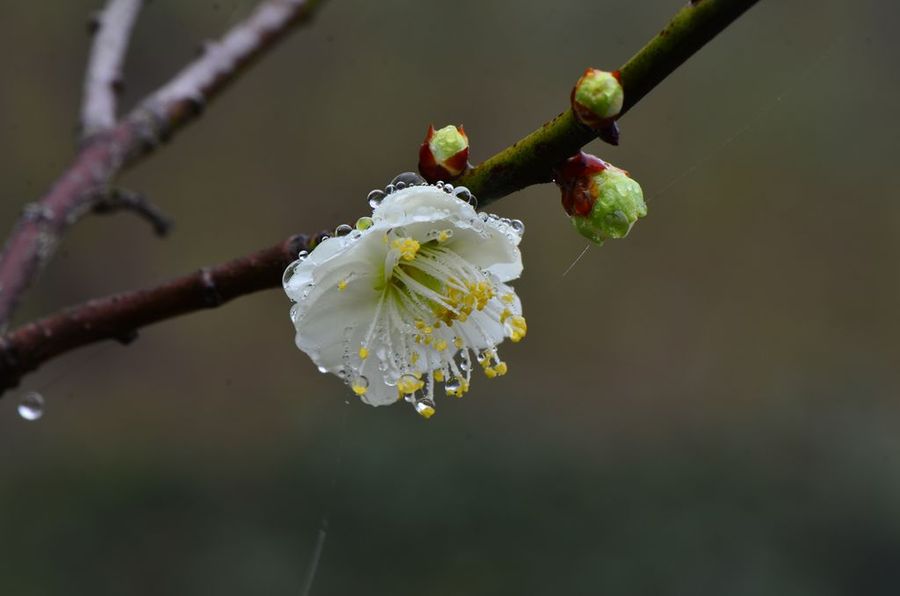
[457,0,761,206]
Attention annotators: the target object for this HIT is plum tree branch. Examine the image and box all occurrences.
[0,0,761,395]
[0,0,327,329]
[81,0,144,138]
[0,235,311,393]
[458,0,760,207]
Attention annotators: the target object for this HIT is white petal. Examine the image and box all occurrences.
[374,186,475,225]
[292,267,379,373]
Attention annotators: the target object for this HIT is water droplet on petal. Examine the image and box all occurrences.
[296,250,308,261]
[384,184,396,195]
[391,172,426,187]
[18,391,44,421]
[317,365,328,374]
[442,183,454,193]
[452,186,476,207]
[367,190,385,208]
[282,261,300,286]
[356,216,374,230]
[334,224,353,237]
[289,303,300,322]
[510,219,525,235]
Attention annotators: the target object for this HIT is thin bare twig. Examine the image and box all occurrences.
[81,0,144,139]
[92,189,173,236]
[0,0,327,329]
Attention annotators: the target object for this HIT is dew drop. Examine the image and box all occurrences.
[356,216,374,230]
[18,391,44,421]
[442,183,454,193]
[445,378,461,393]
[282,261,300,286]
[352,375,369,390]
[414,398,436,419]
[317,365,328,374]
[367,190,385,208]
[391,172,426,187]
[297,250,309,261]
[289,303,300,322]
[384,184,396,195]
[452,186,476,207]
[510,219,525,235]
[334,224,353,237]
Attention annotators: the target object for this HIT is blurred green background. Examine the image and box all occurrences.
[1,0,899,594]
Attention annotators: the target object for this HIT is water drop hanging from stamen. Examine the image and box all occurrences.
[414,398,436,419]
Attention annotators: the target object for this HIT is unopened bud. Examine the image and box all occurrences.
[571,68,624,128]
[555,152,646,244]
[418,124,469,182]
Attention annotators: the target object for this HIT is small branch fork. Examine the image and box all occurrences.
[0,0,760,395]
[0,0,327,329]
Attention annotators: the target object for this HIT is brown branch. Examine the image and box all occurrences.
[81,0,144,139]
[0,235,310,393]
[0,0,327,329]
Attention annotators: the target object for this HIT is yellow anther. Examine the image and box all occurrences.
[397,375,424,394]
[433,369,445,382]
[494,361,508,376]
[424,335,433,346]
[501,293,515,304]
[358,346,369,360]
[437,229,452,242]
[500,308,512,323]
[508,315,527,342]
[391,237,420,261]
[337,279,348,291]
[435,339,448,352]
[454,337,463,349]
[351,383,368,396]
[410,352,419,364]
[484,367,497,379]
[417,404,436,419]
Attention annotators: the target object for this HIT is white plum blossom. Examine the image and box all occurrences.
[282,175,527,418]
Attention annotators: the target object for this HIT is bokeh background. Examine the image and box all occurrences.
[1,0,898,594]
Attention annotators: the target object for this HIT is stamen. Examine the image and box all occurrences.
[391,237,420,261]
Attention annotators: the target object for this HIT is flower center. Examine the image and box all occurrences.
[348,232,526,416]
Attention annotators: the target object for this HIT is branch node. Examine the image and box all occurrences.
[199,268,224,307]
[115,329,139,345]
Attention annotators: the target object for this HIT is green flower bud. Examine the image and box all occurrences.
[573,168,646,243]
[418,124,470,182]
[571,68,624,128]
[555,152,646,245]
